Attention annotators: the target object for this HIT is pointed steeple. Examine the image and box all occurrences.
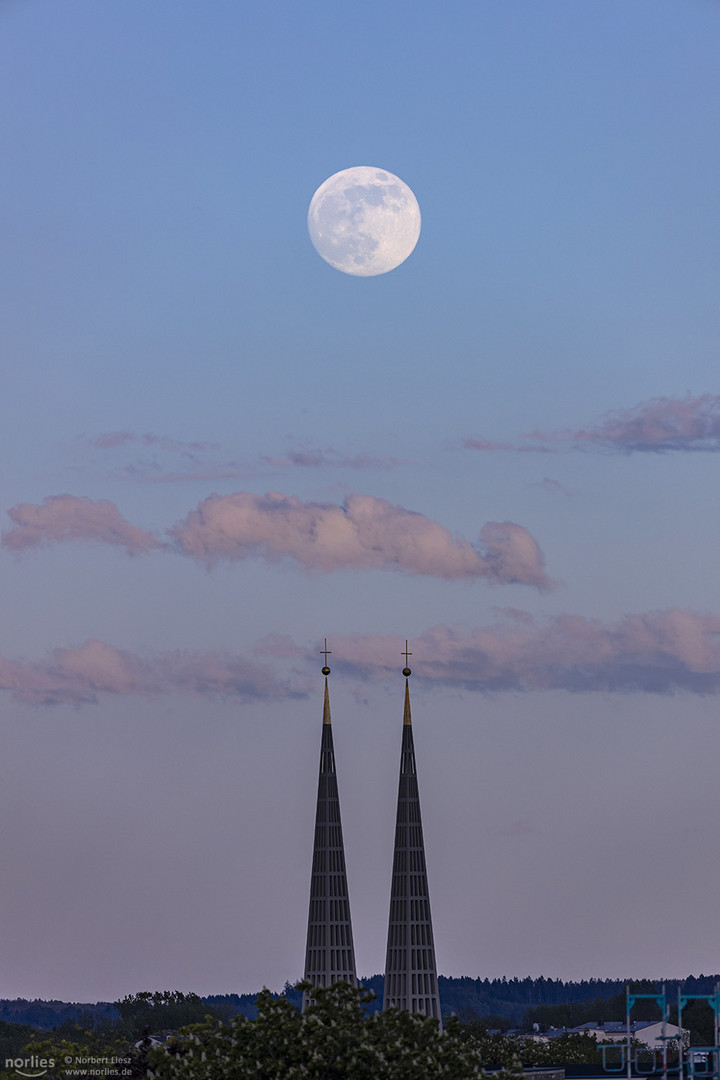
[383,643,442,1025]
[302,642,357,1011]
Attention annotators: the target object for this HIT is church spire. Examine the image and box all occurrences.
[383,643,442,1025]
[302,642,357,1011]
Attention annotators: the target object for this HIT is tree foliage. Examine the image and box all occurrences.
[0,1032,136,1080]
[147,981,523,1080]
[0,1021,39,1066]
[450,1015,604,1066]
[672,999,716,1047]
[114,992,221,1040]
[0,993,223,1080]
[523,981,662,1030]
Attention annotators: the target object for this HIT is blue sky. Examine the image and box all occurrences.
[1,0,719,1001]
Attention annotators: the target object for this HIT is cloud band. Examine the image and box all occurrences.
[3,492,552,588]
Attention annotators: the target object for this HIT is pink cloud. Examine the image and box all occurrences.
[260,447,411,470]
[2,495,160,555]
[318,608,720,693]
[116,460,255,484]
[254,633,305,659]
[82,432,218,455]
[0,639,306,706]
[169,491,553,588]
[118,446,408,484]
[533,394,720,452]
[462,437,556,454]
[527,477,578,497]
[4,491,551,587]
[76,433,409,484]
[8,609,720,706]
[464,394,720,454]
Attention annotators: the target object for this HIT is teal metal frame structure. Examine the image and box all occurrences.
[598,985,720,1080]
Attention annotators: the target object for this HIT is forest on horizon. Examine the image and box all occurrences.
[2,973,719,1030]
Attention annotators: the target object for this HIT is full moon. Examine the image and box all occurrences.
[307,166,421,277]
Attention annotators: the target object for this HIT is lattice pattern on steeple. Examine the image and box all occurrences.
[302,678,357,1011]
[383,678,441,1025]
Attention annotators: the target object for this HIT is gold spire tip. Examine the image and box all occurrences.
[403,676,412,725]
[322,677,331,724]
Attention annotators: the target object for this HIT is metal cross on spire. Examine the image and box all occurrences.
[402,640,412,677]
[321,638,331,675]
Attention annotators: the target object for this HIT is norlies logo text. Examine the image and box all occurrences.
[5,1056,55,1078]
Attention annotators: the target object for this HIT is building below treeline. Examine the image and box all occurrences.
[506,1020,686,1049]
